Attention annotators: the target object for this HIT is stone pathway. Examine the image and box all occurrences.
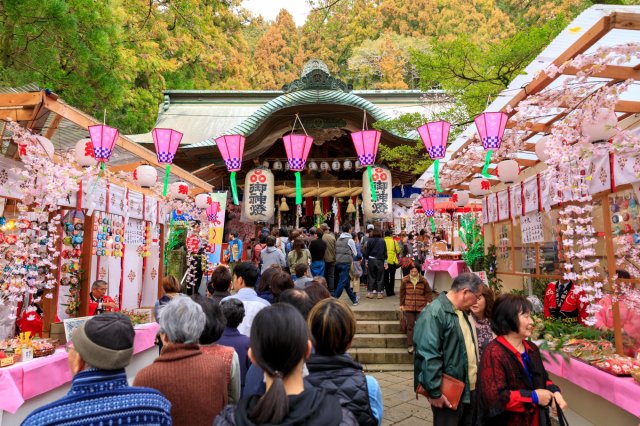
[369,370,433,426]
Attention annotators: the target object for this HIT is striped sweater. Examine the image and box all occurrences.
[22,369,172,426]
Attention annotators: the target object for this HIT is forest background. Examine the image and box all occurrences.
[0,0,633,173]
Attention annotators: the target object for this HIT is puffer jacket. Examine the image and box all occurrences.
[305,353,377,426]
[413,292,476,404]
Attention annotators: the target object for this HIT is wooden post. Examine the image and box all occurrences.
[79,214,95,317]
[601,194,624,355]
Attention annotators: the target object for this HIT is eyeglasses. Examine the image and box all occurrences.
[466,289,482,301]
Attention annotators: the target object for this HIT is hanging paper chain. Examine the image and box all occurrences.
[434,159,443,193]
[162,164,171,197]
[295,172,302,205]
[482,150,493,178]
[367,166,377,201]
[230,171,239,205]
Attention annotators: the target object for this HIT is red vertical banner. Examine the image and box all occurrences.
[507,187,512,220]
[322,197,330,214]
[305,197,313,217]
[521,182,525,216]
[536,174,542,213]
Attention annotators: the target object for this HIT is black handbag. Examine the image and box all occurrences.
[554,397,569,426]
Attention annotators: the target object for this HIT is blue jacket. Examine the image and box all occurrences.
[22,369,171,426]
[217,326,251,387]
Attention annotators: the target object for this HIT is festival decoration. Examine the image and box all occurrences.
[469,177,491,196]
[215,134,245,205]
[346,197,356,213]
[362,166,392,220]
[497,160,520,184]
[134,165,157,188]
[272,160,283,171]
[152,128,183,197]
[454,190,470,207]
[308,161,318,171]
[206,201,220,221]
[320,161,330,171]
[419,196,436,232]
[168,181,189,200]
[19,135,54,160]
[474,112,508,178]
[279,197,290,212]
[354,160,362,170]
[195,193,212,209]
[243,168,275,222]
[343,160,353,171]
[331,160,341,171]
[535,137,550,162]
[417,121,450,193]
[283,115,314,205]
[581,108,617,142]
[89,124,119,169]
[351,129,381,201]
[74,138,97,167]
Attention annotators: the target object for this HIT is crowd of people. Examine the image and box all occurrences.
[21,223,569,426]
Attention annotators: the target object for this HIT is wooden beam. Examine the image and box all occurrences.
[42,95,212,191]
[108,161,144,173]
[0,92,43,107]
[614,100,640,114]
[44,113,63,139]
[562,65,640,81]
[612,11,640,31]
[0,107,40,121]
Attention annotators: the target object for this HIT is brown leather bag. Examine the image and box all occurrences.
[416,373,465,410]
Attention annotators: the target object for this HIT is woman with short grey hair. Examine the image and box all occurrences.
[134,297,229,424]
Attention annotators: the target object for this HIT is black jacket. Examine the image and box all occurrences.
[363,237,387,261]
[309,239,327,261]
[214,385,356,426]
[305,353,377,426]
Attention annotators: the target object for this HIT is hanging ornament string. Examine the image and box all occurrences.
[430,217,436,233]
[229,170,239,205]
[482,150,493,178]
[434,159,443,192]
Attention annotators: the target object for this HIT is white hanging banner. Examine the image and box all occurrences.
[362,166,393,221]
[108,184,127,217]
[141,244,160,308]
[243,168,275,222]
[0,157,26,200]
[482,197,488,224]
[587,153,611,195]
[523,177,539,214]
[510,184,522,219]
[521,211,544,244]
[487,194,498,223]
[128,191,144,220]
[497,190,510,220]
[613,154,640,186]
[121,246,143,310]
[144,197,158,223]
[539,171,553,210]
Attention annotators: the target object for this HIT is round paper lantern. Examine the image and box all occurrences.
[20,135,55,160]
[320,161,330,171]
[454,190,470,207]
[331,160,341,171]
[354,160,362,170]
[582,108,617,142]
[469,178,491,196]
[535,137,550,162]
[284,162,290,171]
[272,160,283,171]
[343,160,352,170]
[195,193,212,209]
[134,165,157,188]
[308,161,318,171]
[243,167,275,222]
[362,166,392,220]
[497,160,519,184]
[73,138,97,167]
[168,181,189,200]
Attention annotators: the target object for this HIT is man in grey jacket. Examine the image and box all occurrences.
[259,236,287,273]
[332,222,359,305]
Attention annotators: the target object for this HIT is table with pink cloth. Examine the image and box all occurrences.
[0,322,159,414]
[543,353,640,418]
[422,259,469,291]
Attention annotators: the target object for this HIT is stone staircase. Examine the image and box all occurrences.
[349,308,414,372]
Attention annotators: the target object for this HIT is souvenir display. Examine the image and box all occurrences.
[92,214,125,257]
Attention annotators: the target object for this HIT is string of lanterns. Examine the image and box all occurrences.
[264,159,362,172]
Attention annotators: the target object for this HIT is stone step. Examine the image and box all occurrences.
[362,363,414,372]
[356,320,403,334]
[349,347,414,364]
[352,333,406,348]
[353,309,399,321]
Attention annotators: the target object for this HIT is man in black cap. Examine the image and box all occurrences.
[22,313,172,425]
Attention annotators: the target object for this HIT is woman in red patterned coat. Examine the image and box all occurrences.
[399,261,432,354]
[477,294,567,426]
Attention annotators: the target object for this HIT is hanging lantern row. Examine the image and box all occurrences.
[215,134,245,205]
[264,159,360,172]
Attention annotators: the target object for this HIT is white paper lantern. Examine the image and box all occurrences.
[262,161,269,168]
[272,160,283,171]
[195,193,212,209]
[320,161,330,171]
[454,190,469,207]
[582,108,617,142]
[469,178,491,196]
[535,137,550,162]
[243,168,274,222]
[168,181,189,200]
[308,161,318,171]
[497,160,519,184]
[133,165,157,188]
[284,161,290,171]
[74,138,98,167]
[354,160,362,170]
[343,160,352,170]
[20,135,54,160]
[331,160,341,171]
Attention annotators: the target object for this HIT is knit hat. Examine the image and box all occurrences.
[72,313,134,370]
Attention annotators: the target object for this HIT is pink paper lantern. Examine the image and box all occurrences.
[419,196,436,217]
[350,130,381,166]
[417,121,450,159]
[474,112,508,150]
[215,134,245,172]
[152,128,183,164]
[283,134,314,171]
[88,124,119,162]
[206,201,220,222]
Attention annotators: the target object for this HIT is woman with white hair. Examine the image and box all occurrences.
[134,297,229,425]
